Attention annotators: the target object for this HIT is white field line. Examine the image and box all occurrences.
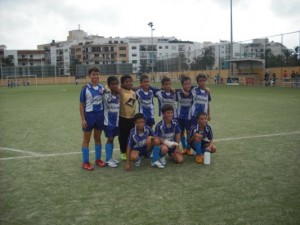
[0,131,299,161]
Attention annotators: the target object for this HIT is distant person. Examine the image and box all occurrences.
[283,70,288,82]
[7,80,10,88]
[17,79,20,88]
[271,73,276,87]
[79,67,106,171]
[26,79,30,86]
[291,71,296,87]
[75,78,78,86]
[264,71,270,86]
[216,74,221,84]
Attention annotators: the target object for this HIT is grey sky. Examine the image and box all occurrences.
[0,0,299,49]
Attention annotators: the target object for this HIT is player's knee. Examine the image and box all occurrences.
[175,153,184,164]
[152,137,160,146]
[161,145,168,154]
[211,146,217,153]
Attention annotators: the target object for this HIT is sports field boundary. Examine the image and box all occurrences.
[0,131,299,161]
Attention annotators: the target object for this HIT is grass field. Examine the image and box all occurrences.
[0,83,300,225]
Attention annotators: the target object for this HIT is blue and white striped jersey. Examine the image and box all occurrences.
[80,83,104,112]
[103,91,120,127]
[155,119,181,142]
[176,89,193,120]
[135,88,155,120]
[189,124,213,142]
[128,126,155,150]
[155,90,177,117]
[191,86,211,118]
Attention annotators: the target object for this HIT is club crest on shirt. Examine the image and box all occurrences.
[126,98,136,107]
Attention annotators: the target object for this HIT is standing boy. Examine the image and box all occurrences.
[125,113,163,171]
[135,75,156,128]
[155,104,183,165]
[176,76,194,155]
[103,76,120,168]
[191,74,211,124]
[155,77,177,118]
[79,67,105,171]
[118,75,137,161]
[188,112,216,164]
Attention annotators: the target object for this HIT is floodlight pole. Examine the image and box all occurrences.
[230,0,233,77]
[148,22,154,75]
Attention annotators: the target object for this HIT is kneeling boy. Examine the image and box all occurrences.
[188,112,217,164]
[126,113,163,171]
[155,104,183,165]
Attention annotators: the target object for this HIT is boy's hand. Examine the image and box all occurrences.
[125,163,131,172]
[82,119,87,129]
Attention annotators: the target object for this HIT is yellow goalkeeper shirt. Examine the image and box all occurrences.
[120,88,136,119]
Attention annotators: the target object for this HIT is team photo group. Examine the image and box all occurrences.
[79,67,217,171]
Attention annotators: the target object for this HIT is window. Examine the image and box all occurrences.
[119,54,126,57]
[132,54,137,57]
[132,46,137,50]
[165,46,169,49]
[132,60,137,64]
[119,47,126,50]
[159,46,162,49]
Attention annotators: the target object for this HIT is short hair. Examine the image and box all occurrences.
[180,75,191,85]
[161,104,174,113]
[107,76,119,85]
[88,67,100,75]
[133,113,144,122]
[140,74,149,83]
[196,74,207,82]
[161,76,171,86]
[197,112,207,119]
[120,74,132,84]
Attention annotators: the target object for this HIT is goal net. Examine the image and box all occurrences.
[6,75,38,86]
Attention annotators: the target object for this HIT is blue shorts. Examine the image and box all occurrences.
[191,117,197,126]
[145,117,155,127]
[83,111,104,132]
[132,146,150,157]
[104,126,119,138]
[177,118,192,132]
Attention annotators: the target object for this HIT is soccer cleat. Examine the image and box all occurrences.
[158,156,166,166]
[187,149,195,156]
[111,158,120,164]
[151,160,165,169]
[95,159,106,167]
[106,159,118,168]
[121,153,127,161]
[195,155,203,164]
[182,148,188,154]
[82,162,94,171]
[135,156,142,167]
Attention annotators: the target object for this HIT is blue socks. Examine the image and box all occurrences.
[81,147,89,163]
[152,146,161,162]
[186,142,191,150]
[95,144,102,160]
[181,136,187,149]
[105,143,113,162]
[195,142,202,155]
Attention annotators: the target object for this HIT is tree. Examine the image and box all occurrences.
[1,56,14,66]
[190,47,215,70]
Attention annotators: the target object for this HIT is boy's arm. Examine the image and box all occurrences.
[175,133,181,151]
[79,103,87,129]
[125,146,131,171]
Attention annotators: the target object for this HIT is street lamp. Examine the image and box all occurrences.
[148,22,155,75]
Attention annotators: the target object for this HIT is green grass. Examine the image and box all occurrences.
[0,83,300,225]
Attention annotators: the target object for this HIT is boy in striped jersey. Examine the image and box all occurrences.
[176,76,194,155]
[103,76,120,168]
[79,67,106,171]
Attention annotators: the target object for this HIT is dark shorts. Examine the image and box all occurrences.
[132,146,150,157]
[177,118,192,132]
[145,117,155,127]
[104,126,119,138]
[167,146,177,155]
[83,111,104,132]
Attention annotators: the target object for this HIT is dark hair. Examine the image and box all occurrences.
[161,76,171,86]
[133,113,144,122]
[197,112,207,119]
[88,67,100,75]
[196,74,207,82]
[180,75,191,85]
[140,74,149,83]
[107,76,119,85]
[161,104,174,113]
[120,74,132,84]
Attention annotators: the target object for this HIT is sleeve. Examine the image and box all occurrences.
[208,93,211,102]
[175,122,181,134]
[127,133,134,149]
[155,124,161,137]
[208,126,213,140]
[148,127,156,137]
[135,88,140,100]
[150,86,160,96]
[103,93,109,110]
[79,86,86,103]
[188,127,195,139]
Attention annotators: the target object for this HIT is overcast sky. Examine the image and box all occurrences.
[0,0,299,50]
